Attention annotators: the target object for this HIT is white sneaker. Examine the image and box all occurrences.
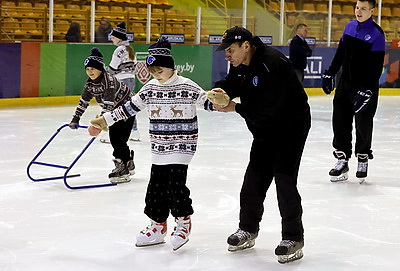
[136,220,167,247]
[170,216,191,251]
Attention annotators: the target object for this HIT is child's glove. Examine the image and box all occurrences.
[69,116,80,129]
[321,70,335,95]
[207,88,230,107]
[353,88,372,114]
[90,115,108,131]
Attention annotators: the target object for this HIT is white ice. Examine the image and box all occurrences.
[0,96,399,271]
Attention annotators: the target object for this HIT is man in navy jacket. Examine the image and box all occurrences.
[321,0,385,183]
[289,23,312,85]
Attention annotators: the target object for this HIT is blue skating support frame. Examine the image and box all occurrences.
[26,124,117,190]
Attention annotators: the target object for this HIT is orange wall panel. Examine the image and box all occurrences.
[20,43,40,97]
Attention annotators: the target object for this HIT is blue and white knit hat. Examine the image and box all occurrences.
[84,47,105,71]
[111,21,127,41]
[146,37,175,69]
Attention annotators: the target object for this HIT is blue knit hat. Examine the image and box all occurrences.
[146,37,175,69]
[111,21,127,41]
[84,47,105,71]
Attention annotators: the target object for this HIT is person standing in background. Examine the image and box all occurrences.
[289,23,312,85]
[321,0,385,183]
[106,21,140,142]
[95,17,112,43]
[65,22,82,42]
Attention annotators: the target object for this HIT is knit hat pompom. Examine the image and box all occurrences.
[111,21,127,41]
[146,37,175,69]
[84,47,105,71]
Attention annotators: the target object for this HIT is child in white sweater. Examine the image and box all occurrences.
[89,37,214,250]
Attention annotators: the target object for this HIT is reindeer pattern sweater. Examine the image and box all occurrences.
[105,70,213,165]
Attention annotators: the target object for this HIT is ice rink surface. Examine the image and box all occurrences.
[0,96,399,271]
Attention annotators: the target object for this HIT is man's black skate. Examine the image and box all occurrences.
[275,240,304,264]
[127,150,135,176]
[329,151,349,182]
[109,158,131,184]
[227,229,258,252]
[356,154,368,184]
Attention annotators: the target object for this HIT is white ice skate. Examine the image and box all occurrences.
[227,229,258,252]
[136,220,167,247]
[356,154,368,184]
[275,240,304,264]
[170,216,191,251]
[329,151,349,182]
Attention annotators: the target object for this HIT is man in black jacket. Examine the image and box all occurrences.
[321,0,385,183]
[213,26,311,264]
[289,23,312,85]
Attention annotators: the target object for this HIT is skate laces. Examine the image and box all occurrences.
[279,240,296,248]
[111,159,125,173]
[334,159,347,171]
[357,161,368,172]
[233,229,251,241]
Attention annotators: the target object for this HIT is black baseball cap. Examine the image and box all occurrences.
[216,26,253,51]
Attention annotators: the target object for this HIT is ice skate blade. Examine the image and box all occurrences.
[99,139,111,144]
[109,176,131,184]
[228,239,255,252]
[135,240,165,247]
[330,172,348,182]
[129,138,141,142]
[172,238,189,251]
[277,249,304,264]
[358,177,366,184]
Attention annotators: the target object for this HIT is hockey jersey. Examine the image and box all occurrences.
[108,42,136,81]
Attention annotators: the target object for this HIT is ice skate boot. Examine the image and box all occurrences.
[275,240,304,264]
[136,220,167,247]
[227,229,258,252]
[126,150,135,176]
[99,131,110,144]
[108,158,130,184]
[170,216,191,251]
[356,154,368,184]
[329,151,349,182]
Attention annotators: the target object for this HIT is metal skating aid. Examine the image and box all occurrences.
[27,124,117,190]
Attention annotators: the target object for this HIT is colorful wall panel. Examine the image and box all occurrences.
[0,43,399,100]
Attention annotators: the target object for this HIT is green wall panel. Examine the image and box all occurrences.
[172,45,212,90]
[133,44,212,92]
[39,43,66,97]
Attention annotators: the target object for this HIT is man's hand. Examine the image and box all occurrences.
[207,88,230,107]
[321,70,335,95]
[69,116,80,129]
[353,88,372,114]
[213,100,236,112]
[90,115,108,131]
